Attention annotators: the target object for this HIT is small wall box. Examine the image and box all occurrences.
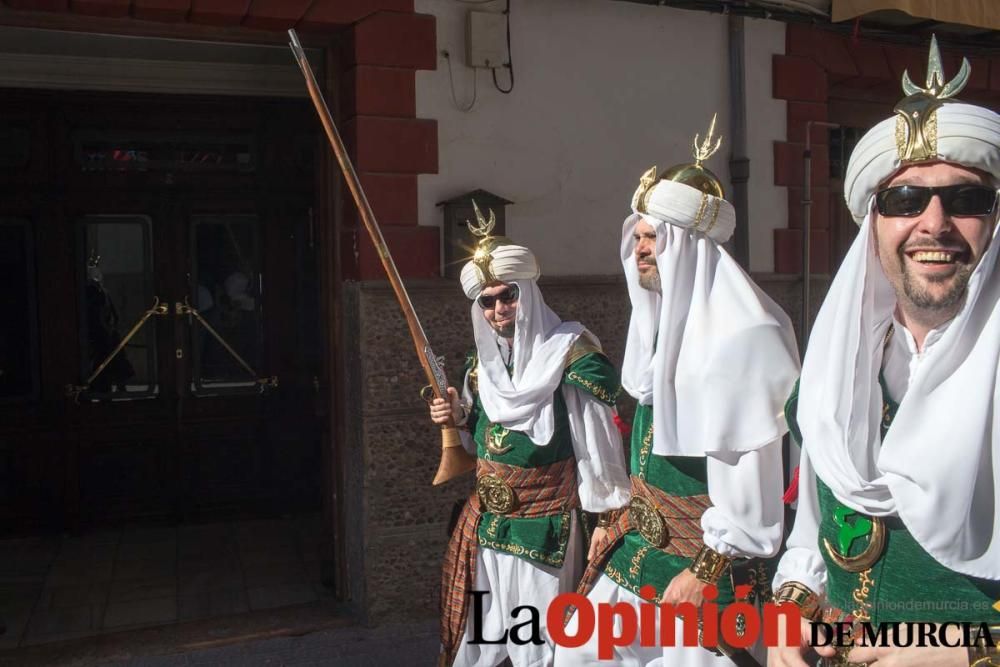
[466,10,507,69]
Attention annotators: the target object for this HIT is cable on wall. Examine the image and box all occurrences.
[492,0,514,94]
[444,49,478,112]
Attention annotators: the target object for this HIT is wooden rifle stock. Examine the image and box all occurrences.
[288,29,474,485]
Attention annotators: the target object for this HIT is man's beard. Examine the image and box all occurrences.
[638,265,661,292]
[901,261,972,311]
[897,244,973,312]
[493,322,515,338]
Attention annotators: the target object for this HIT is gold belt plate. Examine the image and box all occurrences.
[629,496,668,548]
[477,474,516,514]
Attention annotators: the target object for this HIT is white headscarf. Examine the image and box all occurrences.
[800,101,1000,578]
[461,245,584,445]
[620,179,800,457]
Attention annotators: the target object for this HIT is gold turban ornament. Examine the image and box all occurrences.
[460,200,540,299]
[628,115,736,243]
[468,200,513,285]
[632,113,726,215]
[842,36,999,224]
[894,35,971,163]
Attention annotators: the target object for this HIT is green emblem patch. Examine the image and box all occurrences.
[833,506,873,555]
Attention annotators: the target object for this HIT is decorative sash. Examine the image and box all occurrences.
[439,457,578,667]
[572,475,711,611]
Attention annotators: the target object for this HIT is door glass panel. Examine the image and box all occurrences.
[190,215,263,395]
[78,216,157,400]
[0,220,38,401]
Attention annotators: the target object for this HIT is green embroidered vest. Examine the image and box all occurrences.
[786,381,1000,625]
[600,403,735,603]
[465,347,622,568]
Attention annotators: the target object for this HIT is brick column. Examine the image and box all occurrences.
[337,10,441,280]
[771,25,1000,275]
[772,30,832,275]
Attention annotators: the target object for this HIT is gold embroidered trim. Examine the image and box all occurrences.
[630,545,652,578]
[478,537,567,567]
[637,422,654,480]
[895,115,907,159]
[603,562,642,597]
[557,509,572,546]
[925,110,938,156]
[565,332,603,368]
[478,510,573,568]
[692,192,710,231]
[566,370,621,405]
[851,568,875,624]
[703,197,723,235]
[485,514,501,539]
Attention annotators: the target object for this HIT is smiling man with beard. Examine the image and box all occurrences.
[770,37,1000,667]
[875,163,993,330]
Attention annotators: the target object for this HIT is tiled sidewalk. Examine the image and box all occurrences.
[0,515,326,650]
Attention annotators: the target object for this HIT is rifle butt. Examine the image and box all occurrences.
[433,427,476,485]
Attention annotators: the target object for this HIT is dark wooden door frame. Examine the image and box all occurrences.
[0,90,326,536]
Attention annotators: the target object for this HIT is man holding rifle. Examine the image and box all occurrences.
[770,37,1000,667]
[287,29,627,667]
[429,209,631,667]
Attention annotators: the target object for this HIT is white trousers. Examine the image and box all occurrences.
[452,520,581,667]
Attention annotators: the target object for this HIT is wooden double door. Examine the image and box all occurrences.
[0,90,325,532]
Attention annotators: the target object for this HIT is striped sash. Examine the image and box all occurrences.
[440,457,579,667]
[571,475,711,612]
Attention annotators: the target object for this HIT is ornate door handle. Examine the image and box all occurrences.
[175,297,277,390]
[66,296,169,401]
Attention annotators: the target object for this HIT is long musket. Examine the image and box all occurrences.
[288,29,475,485]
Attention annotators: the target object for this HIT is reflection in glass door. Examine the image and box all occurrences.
[188,214,265,395]
[76,215,158,400]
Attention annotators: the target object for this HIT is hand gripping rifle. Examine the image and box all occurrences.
[288,29,475,485]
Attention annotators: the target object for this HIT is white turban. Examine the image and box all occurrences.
[456,239,583,445]
[460,244,540,299]
[639,179,736,244]
[800,94,1000,578]
[620,180,800,457]
[844,103,1000,223]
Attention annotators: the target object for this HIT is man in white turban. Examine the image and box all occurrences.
[554,118,800,666]
[430,207,631,667]
[770,37,1000,667]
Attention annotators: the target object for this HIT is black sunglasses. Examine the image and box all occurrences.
[477,284,519,309]
[875,184,998,218]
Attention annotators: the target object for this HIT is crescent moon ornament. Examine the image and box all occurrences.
[823,513,886,573]
[895,35,972,162]
[484,423,513,456]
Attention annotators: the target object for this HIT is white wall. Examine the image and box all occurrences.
[416,0,786,275]
[745,17,787,273]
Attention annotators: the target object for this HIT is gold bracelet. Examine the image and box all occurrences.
[773,581,822,622]
[596,511,612,528]
[688,545,731,584]
[969,625,1000,666]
